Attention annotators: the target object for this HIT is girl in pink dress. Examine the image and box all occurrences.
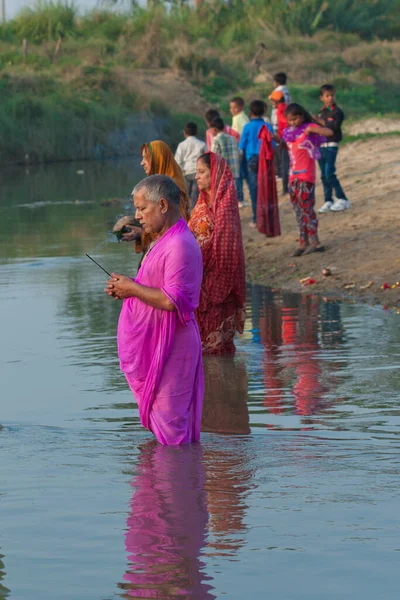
[282,103,334,257]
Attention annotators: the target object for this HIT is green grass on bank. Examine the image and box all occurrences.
[0,1,399,163]
[3,0,400,44]
[342,130,400,145]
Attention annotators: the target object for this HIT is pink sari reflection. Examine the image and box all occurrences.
[119,441,215,599]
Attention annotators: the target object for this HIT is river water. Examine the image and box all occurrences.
[1,160,400,599]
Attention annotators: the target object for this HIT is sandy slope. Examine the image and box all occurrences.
[242,135,400,308]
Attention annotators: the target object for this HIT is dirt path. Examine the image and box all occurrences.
[242,135,400,309]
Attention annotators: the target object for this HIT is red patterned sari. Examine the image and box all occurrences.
[189,152,246,355]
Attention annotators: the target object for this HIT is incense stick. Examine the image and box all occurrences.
[85,253,111,277]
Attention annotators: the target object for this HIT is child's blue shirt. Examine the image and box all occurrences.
[239,119,275,160]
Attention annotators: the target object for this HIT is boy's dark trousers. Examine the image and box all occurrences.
[281,145,289,194]
[274,148,282,178]
[318,146,347,204]
[236,156,248,204]
[275,145,289,194]
[247,155,259,223]
[185,173,199,209]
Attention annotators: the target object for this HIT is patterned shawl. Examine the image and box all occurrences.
[189,152,246,329]
[282,122,326,160]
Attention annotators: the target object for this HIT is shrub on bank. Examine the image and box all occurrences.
[0,0,399,163]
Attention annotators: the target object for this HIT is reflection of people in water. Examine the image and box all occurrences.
[320,299,344,347]
[258,289,286,414]
[254,287,345,419]
[292,295,327,416]
[119,441,215,600]
[0,551,10,598]
[201,356,250,435]
[201,356,251,554]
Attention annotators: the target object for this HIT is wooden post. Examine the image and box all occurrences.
[1,0,5,24]
[53,36,62,64]
[250,43,266,76]
[23,39,28,63]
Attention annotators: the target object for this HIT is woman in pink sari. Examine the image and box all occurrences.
[104,175,204,445]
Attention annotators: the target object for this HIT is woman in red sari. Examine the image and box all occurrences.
[189,152,246,355]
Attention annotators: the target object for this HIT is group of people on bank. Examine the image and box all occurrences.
[103,73,350,447]
[174,72,350,255]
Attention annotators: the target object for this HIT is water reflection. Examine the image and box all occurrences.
[202,439,252,557]
[0,551,10,599]
[249,287,347,427]
[0,159,143,261]
[201,358,251,556]
[202,357,250,435]
[119,441,214,599]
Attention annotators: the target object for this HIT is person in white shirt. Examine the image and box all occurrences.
[175,122,207,208]
[230,96,250,207]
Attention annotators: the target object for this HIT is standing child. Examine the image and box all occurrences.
[230,96,250,136]
[205,109,239,151]
[230,96,250,208]
[316,84,351,213]
[269,90,289,194]
[210,117,240,199]
[270,73,291,138]
[239,100,275,227]
[282,103,334,256]
[271,72,291,182]
[175,122,207,208]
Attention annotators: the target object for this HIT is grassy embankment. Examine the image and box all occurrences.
[0,0,399,164]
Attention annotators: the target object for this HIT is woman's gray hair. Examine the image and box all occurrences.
[132,175,181,206]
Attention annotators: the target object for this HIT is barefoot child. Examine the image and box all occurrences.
[282,103,334,256]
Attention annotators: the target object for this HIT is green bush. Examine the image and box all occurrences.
[11,0,77,43]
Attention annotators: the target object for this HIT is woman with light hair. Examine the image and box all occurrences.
[105,175,204,446]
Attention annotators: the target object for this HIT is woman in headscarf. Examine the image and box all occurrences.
[189,152,246,355]
[114,140,190,255]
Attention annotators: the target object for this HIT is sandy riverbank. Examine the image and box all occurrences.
[242,134,400,309]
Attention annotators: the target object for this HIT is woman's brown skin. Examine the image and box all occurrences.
[104,188,179,311]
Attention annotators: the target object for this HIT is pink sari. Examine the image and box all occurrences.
[117,218,204,445]
[120,441,213,598]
